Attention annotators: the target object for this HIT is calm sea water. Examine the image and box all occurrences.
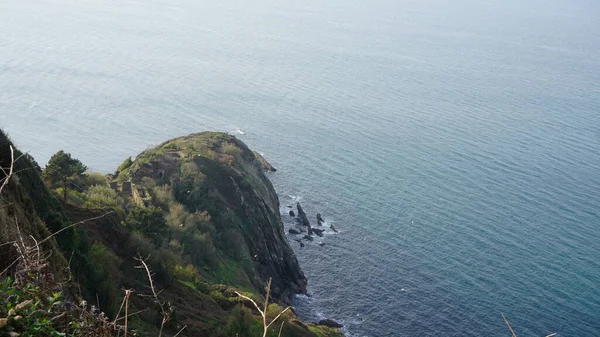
[2,0,600,336]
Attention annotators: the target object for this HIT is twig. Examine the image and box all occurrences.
[135,254,171,337]
[235,278,290,337]
[113,293,128,331]
[173,325,187,337]
[36,211,114,247]
[124,289,132,337]
[502,314,518,337]
[114,308,148,322]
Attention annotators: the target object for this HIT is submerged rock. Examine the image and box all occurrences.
[288,228,302,235]
[317,213,324,226]
[289,210,296,217]
[330,224,339,233]
[303,235,314,241]
[312,228,325,237]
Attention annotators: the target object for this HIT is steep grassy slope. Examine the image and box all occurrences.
[117,132,306,302]
[1,129,342,337]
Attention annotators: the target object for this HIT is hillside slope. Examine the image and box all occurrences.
[1,130,342,337]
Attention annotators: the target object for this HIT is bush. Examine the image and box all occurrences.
[151,185,172,209]
[115,156,133,175]
[88,243,122,316]
[85,185,120,208]
[224,305,259,337]
[174,264,201,284]
[123,206,170,246]
[221,142,240,156]
[56,187,88,206]
[85,172,108,187]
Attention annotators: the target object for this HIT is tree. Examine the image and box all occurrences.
[42,150,87,201]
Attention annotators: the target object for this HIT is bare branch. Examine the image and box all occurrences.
[236,278,290,337]
[135,254,171,337]
[502,314,518,337]
[235,291,264,318]
[36,211,114,247]
[173,325,188,337]
[266,307,290,330]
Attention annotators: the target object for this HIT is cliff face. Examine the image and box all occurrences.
[120,132,306,302]
[1,130,342,337]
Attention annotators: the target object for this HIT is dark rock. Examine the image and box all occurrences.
[312,228,325,237]
[303,235,314,241]
[253,151,277,172]
[318,319,343,328]
[317,219,323,226]
[299,241,305,248]
[318,242,325,246]
[317,213,324,223]
[288,228,302,235]
[289,210,296,217]
[287,205,293,208]
[330,224,339,233]
[296,202,311,228]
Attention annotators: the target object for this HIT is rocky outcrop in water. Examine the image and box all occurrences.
[317,213,324,226]
[297,202,312,229]
[312,228,325,237]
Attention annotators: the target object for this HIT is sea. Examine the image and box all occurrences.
[1,0,600,336]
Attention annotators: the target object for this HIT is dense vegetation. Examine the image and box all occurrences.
[0,130,343,337]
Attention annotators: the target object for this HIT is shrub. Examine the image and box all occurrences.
[224,305,259,337]
[221,142,240,156]
[123,206,170,246]
[151,185,173,209]
[85,185,120,208]
[88,243,121,316]
[85,172,108,187]
[165,202,187,228]
[116,156,133,175]
[174,264,201,284]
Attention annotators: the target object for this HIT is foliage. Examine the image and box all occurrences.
[116,156,133,175]
[123,206,170,246]
[221,142,240,156]
[173,264,201,284]
[42,150,87,201]
[0,278,75,337]
[84,172,108,187]
[85,185,120,208]
[88,243,122,316]
[224,305,260,337]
